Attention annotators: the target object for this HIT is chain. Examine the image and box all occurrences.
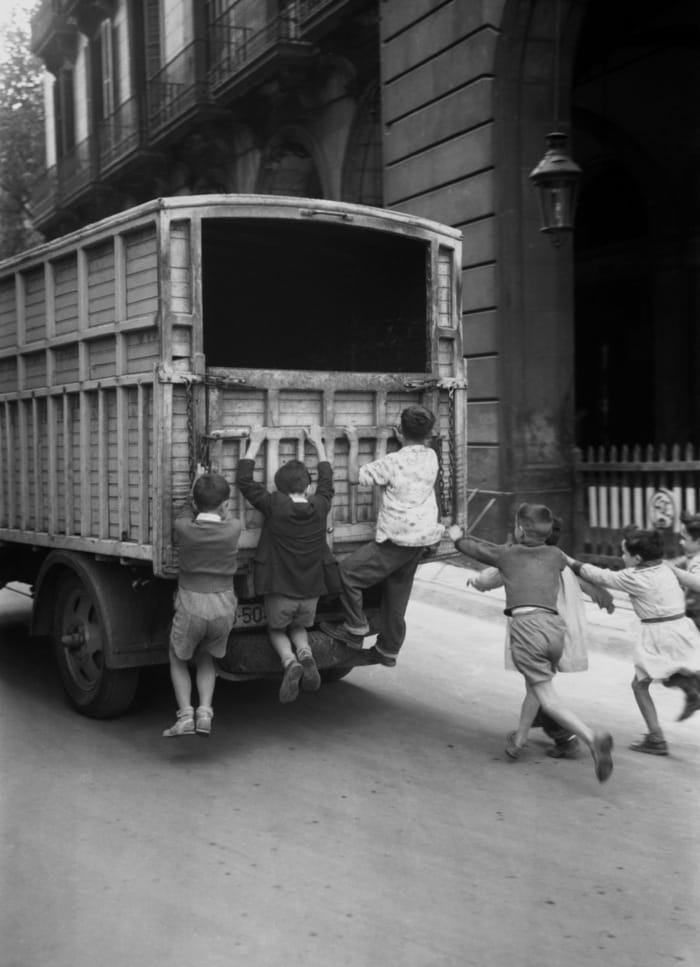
[447,381,457,518]
[436,382,458,517]
[184,377,196,484]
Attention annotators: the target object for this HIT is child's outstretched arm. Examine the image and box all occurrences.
[448,524,501,567]
[241,426,266,462]
[576,575,615,613]
[668,562,700,591]
[305,424,328,462]
[469,566,503,592]
[305,425,334,508]
[235,427,272,511]
[566,554,638,593]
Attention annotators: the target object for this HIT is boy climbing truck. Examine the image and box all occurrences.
[0,195,467,717]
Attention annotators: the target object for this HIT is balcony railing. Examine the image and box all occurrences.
[29,137,97,224]
[147,39,212,136]
[296,0,369,38]
[97,96,144,172]
[207,11,313,93]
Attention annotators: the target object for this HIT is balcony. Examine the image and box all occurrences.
[296,0,369,39]
[147,40,220,142]
[30,137,98,228]
[30,0,79,71]
[97,96,147,174]
[207,11,315,101]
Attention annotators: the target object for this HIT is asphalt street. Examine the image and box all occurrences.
[0,567,698,967]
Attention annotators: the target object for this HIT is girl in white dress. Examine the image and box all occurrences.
[567,526,700,756]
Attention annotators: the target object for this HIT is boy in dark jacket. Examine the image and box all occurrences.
[236,425,334,702]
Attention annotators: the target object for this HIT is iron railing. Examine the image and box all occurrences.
[147,39,211,134]
[97,96,144,171]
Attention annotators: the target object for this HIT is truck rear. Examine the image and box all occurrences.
[0,195,466,716]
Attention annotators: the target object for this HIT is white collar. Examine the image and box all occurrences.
[196,512,221,522]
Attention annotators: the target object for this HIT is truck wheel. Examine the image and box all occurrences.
[320,666,353,683]
[53,573,139,718]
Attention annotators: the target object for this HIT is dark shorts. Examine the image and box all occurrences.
[509,610,565,685]
[265,593,318,630]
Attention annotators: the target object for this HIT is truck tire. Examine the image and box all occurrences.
[52,572,139,718]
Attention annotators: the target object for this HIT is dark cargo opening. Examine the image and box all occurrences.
[201,217,428,372]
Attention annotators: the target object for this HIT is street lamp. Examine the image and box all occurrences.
[529,131,581,245]
[528,0,582,246]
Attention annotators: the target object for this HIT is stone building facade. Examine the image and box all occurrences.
[29,0,700,542]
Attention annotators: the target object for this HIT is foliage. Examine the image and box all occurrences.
[0,3,45,259]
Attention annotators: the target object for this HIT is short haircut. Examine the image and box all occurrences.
[516,502,553,540]
[193,473,230,511]
[275,459,311,495]
[621,525,664,561]
[400,404,435,441]
[545,515,563,547]
[681,511,700,540]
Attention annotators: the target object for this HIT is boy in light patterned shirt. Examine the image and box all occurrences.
[321,404,443,666]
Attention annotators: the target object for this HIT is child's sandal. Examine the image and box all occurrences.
[163,707,195,737]
[195,706,213,736]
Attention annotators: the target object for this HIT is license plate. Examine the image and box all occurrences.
[234,603,267,628]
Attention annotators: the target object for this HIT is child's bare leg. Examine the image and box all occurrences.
[532,680,594,746]
[269,629,303,702]
[289,625,310,655]
[534,680,613,781]
[195,651,216,709]
[290,625,321,691]
[632,676,663,736]
[513,686,541,747]
[169,650,193,710]
[268,629,296,667]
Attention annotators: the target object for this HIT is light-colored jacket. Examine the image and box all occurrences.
[359,445,444,547]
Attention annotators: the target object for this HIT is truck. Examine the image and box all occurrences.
[0,195,467,717]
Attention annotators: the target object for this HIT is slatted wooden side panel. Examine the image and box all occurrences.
[0,212,161,562]
[53,254,79,336]
[86,241,116,327]
[0,278,16,351]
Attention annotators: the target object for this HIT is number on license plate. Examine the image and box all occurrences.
[234,603,267,627]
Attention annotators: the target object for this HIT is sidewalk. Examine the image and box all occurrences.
[413,559,636,660]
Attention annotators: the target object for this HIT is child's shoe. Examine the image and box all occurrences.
[297,650,321,691]
[363,645,397,667]
[319,621,368,650]
[162,706,195,737]
[505,731,525,760]
[591,731,614,782]
[678,692,700,721]
[195,705,213,736]
[279,659,303,703]
[629,733,669,756]
[546,734,580,758]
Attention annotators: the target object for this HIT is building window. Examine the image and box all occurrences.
[93,19,119,120]
[53,66,75,160]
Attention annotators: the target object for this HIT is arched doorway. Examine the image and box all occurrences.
[571,0,700,447]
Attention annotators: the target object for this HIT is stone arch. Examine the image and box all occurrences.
[341,81,382,207]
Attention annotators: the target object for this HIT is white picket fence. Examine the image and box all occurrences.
[573,444,700,561]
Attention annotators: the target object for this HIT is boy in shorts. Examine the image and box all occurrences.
[164,472,242,737]
[448,503,614,782]
[236,425,334,703]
